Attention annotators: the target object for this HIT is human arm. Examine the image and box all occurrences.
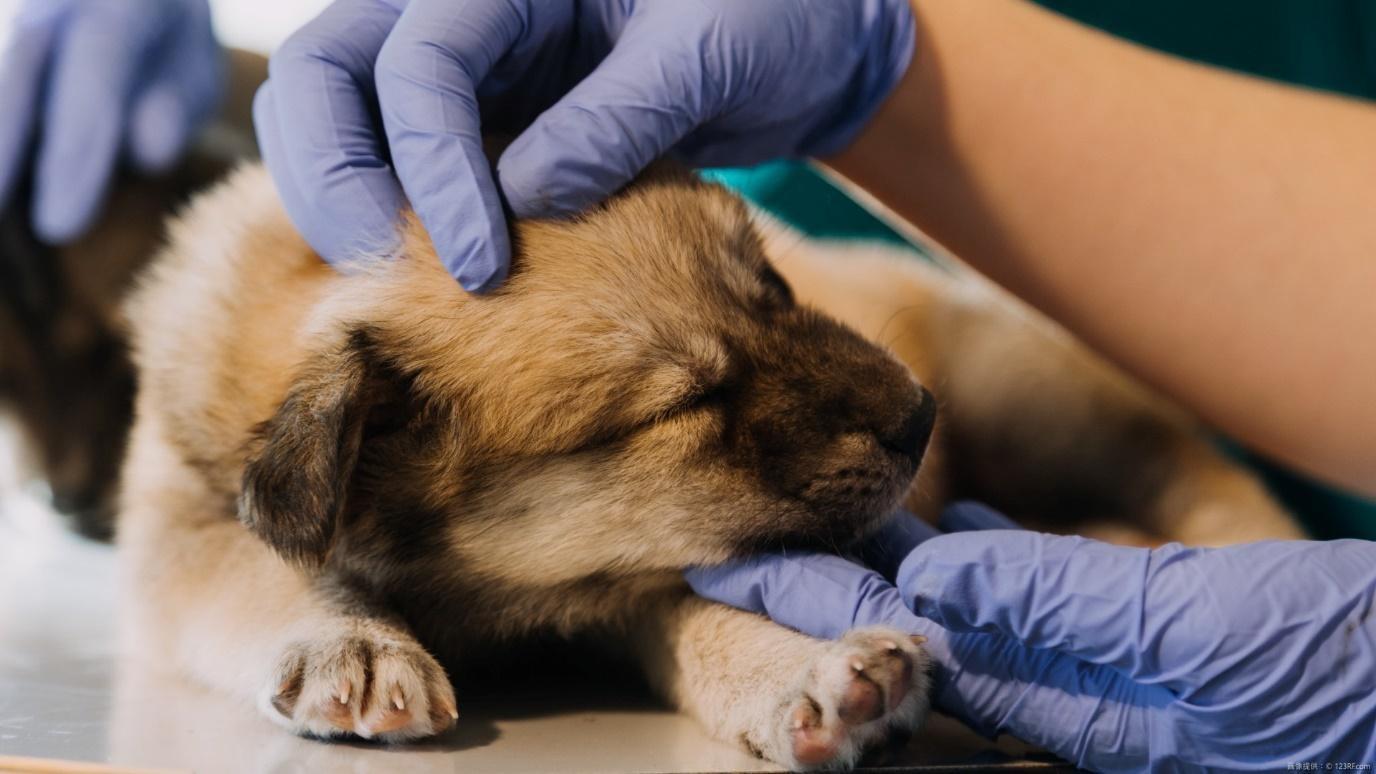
[826,0,1376,495]
[688,503,1376,770]
[0,0,222,241]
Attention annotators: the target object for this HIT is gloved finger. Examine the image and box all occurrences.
[685,552,926,641]
[940,500,1024,533]
[497,20,704,221]
[0,19,58,211]
[374,0,523,292]
[33,0,167,241]
[260,0,408,267]
[128,2,222,172]
[858,509,941,581]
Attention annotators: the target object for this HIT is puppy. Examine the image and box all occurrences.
[117,160,1303,771]
[119,163,935,769]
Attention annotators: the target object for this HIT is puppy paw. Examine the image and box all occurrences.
[259,624,457,742]
[758,627,930,770]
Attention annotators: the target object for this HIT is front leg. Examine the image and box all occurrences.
[122,515,456,741]
[632,594,930,770]
[117,423,456,741]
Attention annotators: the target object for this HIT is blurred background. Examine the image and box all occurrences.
[0,0,331,52]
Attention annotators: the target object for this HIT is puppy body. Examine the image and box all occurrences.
[118,162,1301,768]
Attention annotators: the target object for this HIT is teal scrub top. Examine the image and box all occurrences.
[705,1,1376,539]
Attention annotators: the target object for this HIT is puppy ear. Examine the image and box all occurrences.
[239,329,385,567]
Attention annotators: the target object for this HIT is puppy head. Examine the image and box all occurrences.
[240,168,934,582]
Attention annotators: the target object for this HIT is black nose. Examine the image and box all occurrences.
[879,387,936,461]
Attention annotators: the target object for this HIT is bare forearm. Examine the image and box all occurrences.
[830,0,1376,495]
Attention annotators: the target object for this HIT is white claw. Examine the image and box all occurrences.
[880,639,900,652]
[392,692,406,711]
[850,659,865,673]
[337,682,351,705]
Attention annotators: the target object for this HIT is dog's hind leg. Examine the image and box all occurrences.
[116,414,457,742]
[630,594,930,770]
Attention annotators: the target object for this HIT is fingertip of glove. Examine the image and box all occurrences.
[495,154,576,222]
[681,565,716,592]
[129,91,190,172]
[448,247,510,294]
[682,562,759,610]
[33,198,91,244]
[33,158,101,242]
[496,122,623,221]
[459,269,506,294]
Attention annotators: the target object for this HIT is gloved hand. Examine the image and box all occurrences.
[254,0,915,291]
[687,502,1376,771]
[0,0,222,241]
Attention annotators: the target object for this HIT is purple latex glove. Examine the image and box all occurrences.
[0,0,222,241]
[253,0,915,291]
[687,502,1376,772]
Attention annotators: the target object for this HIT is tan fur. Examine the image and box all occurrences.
[115,161,1301,770]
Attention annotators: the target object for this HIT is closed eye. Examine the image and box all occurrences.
[614,378,728,446]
